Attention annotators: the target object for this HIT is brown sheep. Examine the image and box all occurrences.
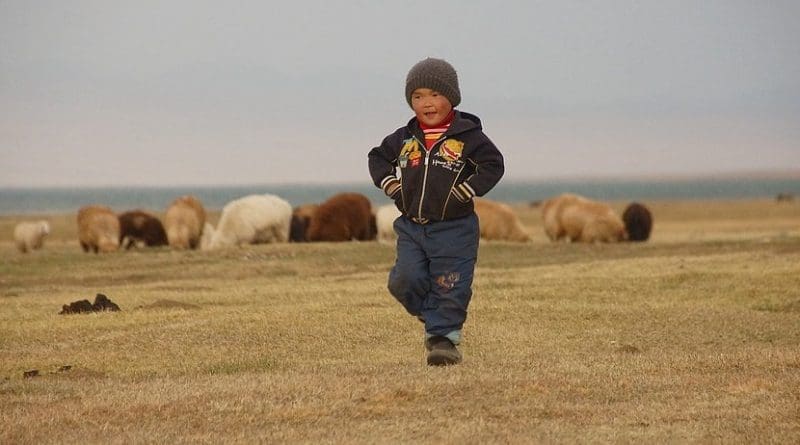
[541,193,626,243]
[306,193,375,242]
[290,203,320,242]
[473,198,531,242]
[164,195,206,249]
[541,193,578,241]
[77,205,120,253]
[622,202,653,242]
[118,210,168,249]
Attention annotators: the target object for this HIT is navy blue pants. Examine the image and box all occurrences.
[388,213,480,340]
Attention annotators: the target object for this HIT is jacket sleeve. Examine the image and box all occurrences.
[368,131,402,196]
[459,134,504,199]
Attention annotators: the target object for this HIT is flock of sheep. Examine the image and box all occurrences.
[11,191,652,254]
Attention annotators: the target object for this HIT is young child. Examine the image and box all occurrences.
[368,58,504,366]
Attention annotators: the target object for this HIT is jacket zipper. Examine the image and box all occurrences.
[417,136,446,221]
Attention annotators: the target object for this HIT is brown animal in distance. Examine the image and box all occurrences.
[164,195,206,249]
[306,193,376,242]
[473,198,531,242]
[541,193,627,243]
[77,205,120,253]
[118,210,168,248]
[290,203,319,242]
[621,202,653,242]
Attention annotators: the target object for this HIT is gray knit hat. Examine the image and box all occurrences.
[405,58,461,108]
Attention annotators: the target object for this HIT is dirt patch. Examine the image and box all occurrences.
[137,299,201,310]
[59,293,121,314]
[753,299,800,313]
[20,365,107,381]
[149,285,214,292]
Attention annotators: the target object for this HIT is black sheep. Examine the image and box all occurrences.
[118,210,168,249]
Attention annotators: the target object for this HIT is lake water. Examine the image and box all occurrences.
[1,177,798,215]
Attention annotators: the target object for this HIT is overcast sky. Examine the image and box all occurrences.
[1,1,799,187]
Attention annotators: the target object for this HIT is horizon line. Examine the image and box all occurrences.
[1,169,799,190]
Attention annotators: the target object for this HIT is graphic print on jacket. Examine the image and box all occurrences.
[431,139,465,173]
[399,138,423,169]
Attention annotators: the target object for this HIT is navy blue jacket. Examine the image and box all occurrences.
[368,111,504,222]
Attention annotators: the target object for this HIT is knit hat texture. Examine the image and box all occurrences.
[405,58,461,108]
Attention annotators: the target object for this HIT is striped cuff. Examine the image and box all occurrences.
[452,182,476,203]
[381,176,402,198]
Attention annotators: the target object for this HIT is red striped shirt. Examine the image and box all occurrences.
[419,110,455,150]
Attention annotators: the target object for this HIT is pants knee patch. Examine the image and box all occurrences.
[434,272,461,291]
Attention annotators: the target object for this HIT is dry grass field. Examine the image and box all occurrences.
[1,199,799,443]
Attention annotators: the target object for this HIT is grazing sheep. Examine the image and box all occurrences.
[306,193,376,242]
[473,198,531,242]
[164,195,206,250]
[207,194,292,249]
[199,222,216,250]
[541,193,579,241]
[375,204,402,243]
[622,202,653,242]
[541,193,626,243]
[118,210,168,249]
[13,220,50,253]
[77,205,120,253]
[289,203,320,242]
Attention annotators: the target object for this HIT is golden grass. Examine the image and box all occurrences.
[1,199,799,443]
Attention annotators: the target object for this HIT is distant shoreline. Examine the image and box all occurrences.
[2,169,798,190]
[1,176,798,216]
[505,169,800,184]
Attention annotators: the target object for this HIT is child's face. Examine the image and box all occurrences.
[411,88,453,127]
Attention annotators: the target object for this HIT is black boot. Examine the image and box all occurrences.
[425,336,462,366]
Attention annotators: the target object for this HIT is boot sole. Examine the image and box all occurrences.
[427,350,462,366]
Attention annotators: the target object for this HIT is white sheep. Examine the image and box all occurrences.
[13,220,51,253]
[206,194,292,249]
[374,204,401,243]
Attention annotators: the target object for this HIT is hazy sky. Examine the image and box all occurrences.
[2,1,799,187]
